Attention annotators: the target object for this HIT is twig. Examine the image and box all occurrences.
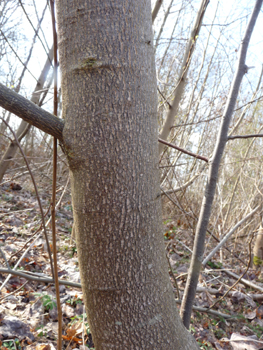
[166,252,180,300]
[157,87,172,108]
[223,269,263,293]
[0,281,28,302]
[228,133,263,140]
[195,285,263,301]
[1,177,70,290]
[208,232,254,310]
[158,138,209,162]
[0,247,10,269]
[8,204,51,261]
[202,205,260,266]
[0,230,46,291]
[50,1,63,348]
[175,299,235,319]
[0,29,37,82]
[0,268,81,288]
[0,118,55,281]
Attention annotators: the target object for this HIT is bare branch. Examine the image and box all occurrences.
[202,205,260,266]
[158,138,209,162]
[228,133,263,140]
[0,83,64,141]
[158,0,210,154]
[0,268,81,288]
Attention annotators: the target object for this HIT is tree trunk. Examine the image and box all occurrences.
[253,225,263,266]
[56,1,198,349]
[158,0,209,155]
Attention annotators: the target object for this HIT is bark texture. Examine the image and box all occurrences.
[57,1,199,349]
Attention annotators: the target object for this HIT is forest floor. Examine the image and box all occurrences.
[0,178,263,350]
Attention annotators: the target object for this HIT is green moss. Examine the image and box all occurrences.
[81,57,97,69]
[253,255,263,266]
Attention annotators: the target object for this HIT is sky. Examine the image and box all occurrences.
[153,0,263,80]
[1,0,263,124]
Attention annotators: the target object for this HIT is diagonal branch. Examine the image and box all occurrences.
[158,138,209,162]
[202,205,260,266]
[158,0,210,154]
[0,83,64,141]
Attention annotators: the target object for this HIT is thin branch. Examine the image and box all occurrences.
[0,29,37,82]
[175,300,235,319]
[228,133,263,140]
[202,14,249,27]
[171,95,263,129]
[158,138,209,162]
[202,205,260,266]
[0,281,28,302]
[160,173,203,195]
[0,118,55,281]
[155,0,174,48]
[233,94,263,112]
[17,0,51,59]
[158,0,210,154]
[223,269,263,293]
[157,86,172,108]
[0,268,81,288]
[50,1,62,348]
[15,2,49,91]
[208,232,254,310]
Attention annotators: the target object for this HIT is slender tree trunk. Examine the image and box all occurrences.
[253,226,263,266]
[152,0,163,23]
[0,47,53,182]
[180,0,263,329]
[57,1,199,349]
[158,0,209,155]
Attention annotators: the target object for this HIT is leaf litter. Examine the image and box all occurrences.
[1,180,263,349]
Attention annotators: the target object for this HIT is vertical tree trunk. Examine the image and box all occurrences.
[57,1,199,349]
[253,225,263,266]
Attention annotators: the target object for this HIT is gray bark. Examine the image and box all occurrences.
[180,0,263,329]
[56,0,199,349]
[0,82,63,141]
